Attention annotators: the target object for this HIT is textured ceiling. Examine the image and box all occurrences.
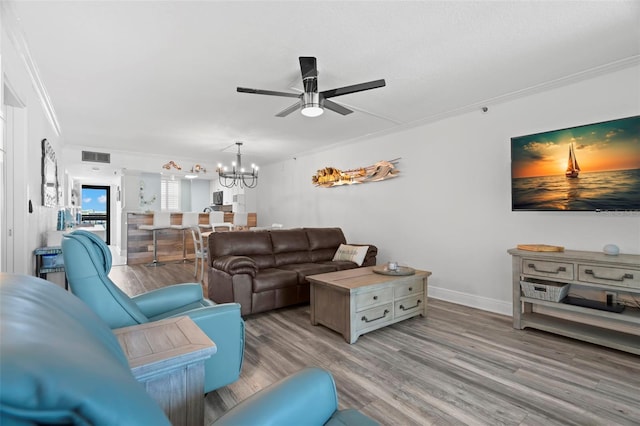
[6,1,640,180]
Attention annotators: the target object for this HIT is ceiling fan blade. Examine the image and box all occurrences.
[237,87,301,98]
[321,79,386,99]
[275,101,301,117]
[323,99,353,115]
[299,57,318,79]
[299,57,318,93]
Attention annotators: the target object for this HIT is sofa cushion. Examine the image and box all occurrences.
[305,228,347,250]
[274,250,312,267]
[209,231,275,269]
[271,229,312,266]
[277,263,338,284]
[270,229,310,253]
[333,244,369,266]
[253,268,299,293]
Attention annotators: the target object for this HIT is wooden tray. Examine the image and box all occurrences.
[517,244,564,252]
[372,266,415,276]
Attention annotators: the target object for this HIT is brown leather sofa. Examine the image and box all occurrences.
[207,228,377,316]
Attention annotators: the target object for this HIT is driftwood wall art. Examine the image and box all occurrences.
[312,158,400,188]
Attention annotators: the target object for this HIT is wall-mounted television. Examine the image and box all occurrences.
[212,190,224,206]
[511,115,640,212]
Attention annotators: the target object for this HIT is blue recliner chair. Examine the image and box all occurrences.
[61,230,244,394]
[2,274,379,425]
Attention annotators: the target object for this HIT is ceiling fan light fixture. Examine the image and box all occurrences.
[301,92,323,117]
[301,105,323,117]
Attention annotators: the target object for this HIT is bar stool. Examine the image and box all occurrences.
[190,226,207,282]
[139,212,172,266]
[170,212,199,263]
[199,211,232,232]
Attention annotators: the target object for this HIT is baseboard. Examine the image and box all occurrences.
[427,285,512,316]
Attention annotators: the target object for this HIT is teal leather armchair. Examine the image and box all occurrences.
[1,273,171,425]
[61,230,244,393]
[213,367,379,425]
[1,274,378,426]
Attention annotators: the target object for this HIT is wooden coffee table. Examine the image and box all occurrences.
[308,266,431,343]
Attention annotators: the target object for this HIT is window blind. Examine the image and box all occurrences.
[161,179,180,211]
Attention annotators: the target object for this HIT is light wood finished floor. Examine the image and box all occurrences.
[109,263,640,426]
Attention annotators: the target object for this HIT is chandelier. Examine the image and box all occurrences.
[217,142,258,188]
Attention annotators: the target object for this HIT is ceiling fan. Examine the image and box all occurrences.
[237,56,386,118]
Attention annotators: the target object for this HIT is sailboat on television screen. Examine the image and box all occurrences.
[565,142,580,178]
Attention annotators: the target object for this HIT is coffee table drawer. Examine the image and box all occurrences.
[395,295,424,318]
[356,303,393,331]
[394,279,424,298]
[355,287,393,310]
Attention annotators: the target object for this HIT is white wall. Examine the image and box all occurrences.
[189,178,210,212]
[257,65,640,315]
[180,179,191,211]
[2,10,61,277]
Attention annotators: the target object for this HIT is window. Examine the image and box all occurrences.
[81,185,110,244]
[161,179,180,211]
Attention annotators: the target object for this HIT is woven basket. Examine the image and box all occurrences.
[520,279,569,302]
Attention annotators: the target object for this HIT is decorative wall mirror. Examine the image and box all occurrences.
[41,138,59,207]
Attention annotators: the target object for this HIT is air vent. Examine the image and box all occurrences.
[82,151,111,163]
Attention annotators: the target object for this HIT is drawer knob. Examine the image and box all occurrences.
[585,269,633,282]
[373,295,378,300]
[399,300,422,311]
[528,263,566,274]
[408,287,413,291]
[362,309,389,323]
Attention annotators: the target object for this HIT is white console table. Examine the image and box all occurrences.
[508,248,640,355]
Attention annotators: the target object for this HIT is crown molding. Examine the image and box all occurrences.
[1,1,61,136]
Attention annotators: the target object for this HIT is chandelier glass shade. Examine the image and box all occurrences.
[217,142,258,188]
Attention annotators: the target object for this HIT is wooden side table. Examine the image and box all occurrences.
[114,316,216,426]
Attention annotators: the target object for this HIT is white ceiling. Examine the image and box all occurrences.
[7,1,640,181]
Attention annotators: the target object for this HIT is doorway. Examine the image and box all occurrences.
[2,81,28,274]
[81,185,110,245]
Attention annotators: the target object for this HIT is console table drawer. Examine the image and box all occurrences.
[522,259,574,280]
[355,287,393,310]
[578,264,640,289]
[356,303,393,331]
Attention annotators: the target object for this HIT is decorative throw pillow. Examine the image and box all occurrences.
[332,244,369,266]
